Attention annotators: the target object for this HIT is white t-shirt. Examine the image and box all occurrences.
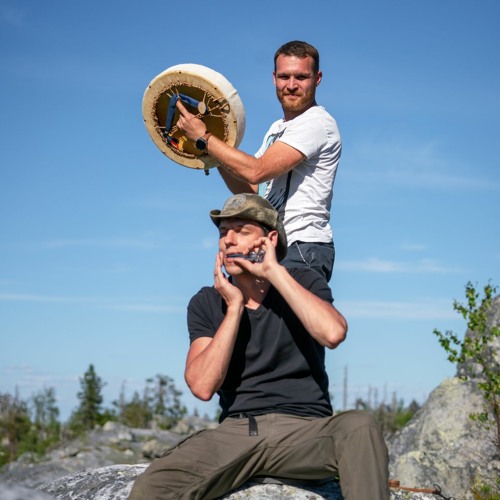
[255,106,341,246]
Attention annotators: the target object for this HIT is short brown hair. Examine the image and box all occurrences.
[274,40,320,73]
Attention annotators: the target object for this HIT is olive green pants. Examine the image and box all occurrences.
[128,410,389,500]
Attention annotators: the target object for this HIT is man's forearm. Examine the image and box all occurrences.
[267,265,347,349]
[217,167,258,194]
[175,101,303,185]
[207,135,263,185]
[185,304,243,401]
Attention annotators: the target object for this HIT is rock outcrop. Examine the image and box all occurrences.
[40,464,346,499]
[39,464,435,499]
[0,421,183,490]
[388,377,499,499]
[0,483,56,500]
[0,386,494,500]
[388,295,500,500]
[0,419,436,499]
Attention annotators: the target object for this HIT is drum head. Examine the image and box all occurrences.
[142,64,246,170]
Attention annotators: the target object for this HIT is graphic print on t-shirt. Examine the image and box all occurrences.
[259,129,290,209]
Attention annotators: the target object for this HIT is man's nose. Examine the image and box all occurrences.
[224,229,237,245]
[286,77,299,90]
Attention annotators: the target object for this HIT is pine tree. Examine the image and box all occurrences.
[30,387,61,452]
[145,374,187,429]
[0,390,31,465]
[69,364,106,432]
[112,374,187,429]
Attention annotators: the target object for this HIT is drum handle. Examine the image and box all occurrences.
[164,93,208,140]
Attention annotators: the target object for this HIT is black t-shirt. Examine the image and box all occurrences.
[187,267,335,421]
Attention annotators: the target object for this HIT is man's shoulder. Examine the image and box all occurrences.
[299,106,337,127]
[284,106,339,141]
[265,107,337,137]
[188,285,220,308]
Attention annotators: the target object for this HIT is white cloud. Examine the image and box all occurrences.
[0,293,91,303]
[386,168,494,190]
[347,138,498,190]
[40,237,159,250]
[400,243,427,252]
[339,299,458,320]
[337,257,460,273]
[1,363,36,376]
[0,293,185,313]
[105,303,184,313]
[0,365,77,393]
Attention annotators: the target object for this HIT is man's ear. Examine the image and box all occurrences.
[268,229,279,248]
[315,70,323,87]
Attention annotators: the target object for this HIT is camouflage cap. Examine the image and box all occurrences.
[210,193,288,261]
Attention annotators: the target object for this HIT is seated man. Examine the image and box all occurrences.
[128,193,389,500]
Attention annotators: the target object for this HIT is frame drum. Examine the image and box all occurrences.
[142,64,246,171]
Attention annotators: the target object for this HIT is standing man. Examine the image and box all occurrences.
[128,194,389,500]
[176,41,341,282]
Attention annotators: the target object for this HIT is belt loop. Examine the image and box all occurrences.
[248,414,258,436]
[230,412,259,436]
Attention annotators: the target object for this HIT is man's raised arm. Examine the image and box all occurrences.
[175,100,304,189]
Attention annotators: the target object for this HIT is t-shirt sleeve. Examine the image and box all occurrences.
[187,287,223,344]
[278,117,328,160]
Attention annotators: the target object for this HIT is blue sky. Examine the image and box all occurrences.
[1,0,499,421]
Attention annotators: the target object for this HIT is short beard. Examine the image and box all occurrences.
[276,86,316,114]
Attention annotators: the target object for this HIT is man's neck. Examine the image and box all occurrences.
[232,275,271,310]
[283,101,317,122]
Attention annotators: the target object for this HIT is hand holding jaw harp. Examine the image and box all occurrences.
[227,251,265,263]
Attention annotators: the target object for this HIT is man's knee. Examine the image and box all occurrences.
[128,471,148,500]
[128,466,178,500]
[334,411,387,453]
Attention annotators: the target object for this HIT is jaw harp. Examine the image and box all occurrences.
[227,251,265,263]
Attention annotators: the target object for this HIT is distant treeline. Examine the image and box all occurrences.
[0,364,188,467]
[0,363,419,467]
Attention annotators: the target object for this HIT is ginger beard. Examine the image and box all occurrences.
[275,84,316,114]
